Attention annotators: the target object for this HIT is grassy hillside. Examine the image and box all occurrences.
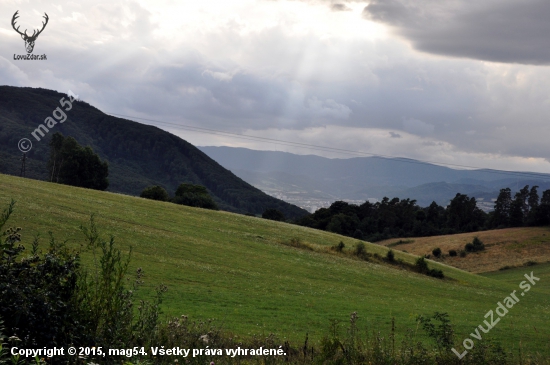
[377,228,550,273]
[0,86,308,218]
[1,173,549,356]
[483,262,550,293]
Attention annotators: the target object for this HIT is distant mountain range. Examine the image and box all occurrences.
[0,86,308,218]
[199,146,550,211]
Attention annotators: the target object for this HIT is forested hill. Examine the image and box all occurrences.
[0,86,308,218]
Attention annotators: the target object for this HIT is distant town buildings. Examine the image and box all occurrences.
[268,191,495,214]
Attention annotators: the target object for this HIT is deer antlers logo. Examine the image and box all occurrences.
[12,11,49,54]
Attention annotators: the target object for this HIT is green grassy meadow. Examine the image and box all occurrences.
[483,262,550,295]
[1,173,549,355]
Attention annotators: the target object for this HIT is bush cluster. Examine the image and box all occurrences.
[141,183,218,210]
[262,208,286,221]
[415,257,444,279]
[140,186,170,201]
[465,237,485,253]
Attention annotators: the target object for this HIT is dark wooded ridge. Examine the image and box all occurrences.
[0,86,308,219]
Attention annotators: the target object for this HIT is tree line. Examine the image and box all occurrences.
[296,187,550,242]
[493,186,550,227]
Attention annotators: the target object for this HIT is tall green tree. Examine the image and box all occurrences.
[536,189,550,225]
[47,133,109,190]
[526,185,540,225]
[47,132,65,182]
[140,186,169,202]
[175,183,209,196]
[446,193,484,232]
[172,183,218,210]
[493,188,512,227]
[509,185,530,227]
[528,185,540,211]
[517,185,530,217]
[509,198,524,227]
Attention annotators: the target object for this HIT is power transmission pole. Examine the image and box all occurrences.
[20,153,26,177]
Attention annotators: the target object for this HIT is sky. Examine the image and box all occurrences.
[2,0,550,173]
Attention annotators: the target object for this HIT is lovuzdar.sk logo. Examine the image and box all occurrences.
[12,10,48,60]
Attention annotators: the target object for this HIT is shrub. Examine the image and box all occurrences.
[432,247,442,258]
[428,269,444,278]
[262,208,285,222]
[459,250,467,257]
[354,242,366,256]
[472,236,485,251]
[77,215,167,349]
[466,237,485,252]
[415,257,429,273]
[386,249,395,262]
[332,241,345,252]
[0,201,166,360]
[448,249,457,257]
[140,185,169,201]
[415,257,444,278]
[0,200,84,350]
[417,312,454,352]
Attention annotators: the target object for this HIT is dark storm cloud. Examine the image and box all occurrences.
[363,0,550,65]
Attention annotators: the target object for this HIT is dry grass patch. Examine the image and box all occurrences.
[377,227,550,273]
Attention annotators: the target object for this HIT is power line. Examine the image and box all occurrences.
[106,112,550,182]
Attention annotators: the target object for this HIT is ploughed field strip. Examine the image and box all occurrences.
[1,173,549,355]
[377,228,550,273]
